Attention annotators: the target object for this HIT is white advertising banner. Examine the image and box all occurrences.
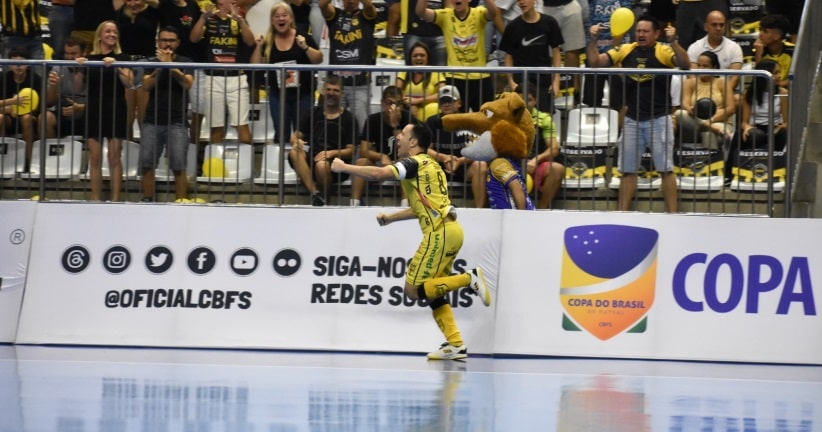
[15,203,822,364]
[0,200,36,342]
[17,203,501,354]
[495,211,822,364]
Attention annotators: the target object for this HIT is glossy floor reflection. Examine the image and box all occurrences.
[0,345,819,432]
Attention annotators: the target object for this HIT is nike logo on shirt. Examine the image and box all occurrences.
[521,35,545,46]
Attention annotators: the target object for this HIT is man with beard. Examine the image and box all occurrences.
[587,14,690,213]
[289,76,359,206]
[44,37,89,140]
[350,86,418,206]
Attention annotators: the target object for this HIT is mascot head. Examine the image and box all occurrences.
[440,91,534,162]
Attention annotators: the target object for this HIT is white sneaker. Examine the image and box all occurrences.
[427,342,468,360]
[470,267,491,306]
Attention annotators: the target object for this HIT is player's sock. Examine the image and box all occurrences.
[430,298,463,347]
[420,273,471,299]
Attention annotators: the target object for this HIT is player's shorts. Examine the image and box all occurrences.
[406,219,463,287]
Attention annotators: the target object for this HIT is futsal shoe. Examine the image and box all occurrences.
[470,267,491,306]
[427,342,468,360]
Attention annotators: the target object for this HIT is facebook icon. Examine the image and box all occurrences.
[187,247,216,275]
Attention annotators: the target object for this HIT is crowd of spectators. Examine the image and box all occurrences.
[0,0,803,209]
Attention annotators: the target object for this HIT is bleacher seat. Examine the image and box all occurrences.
[564,107,619,147]
[0,137,26,178]
[562,107,619,189]
[154,143,198,181]
[608,148,662,190]
[196,142,254,183]
[110,139,141,180]
[675,144,725,192]
[729,148,786,192]
[82,139,141,180]
[28,138,83,179]
[554,71,575,110]
[225,126,239,141]
[132,119,141,140]
[371,58,404,107]
[247,103,275,144]
[199,113,211,142]
[254,144,298,184]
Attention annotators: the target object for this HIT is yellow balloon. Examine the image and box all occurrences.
[202,157,225,178]
[15,88,39,116]
[610,7,635,39]
[526,174,534,194]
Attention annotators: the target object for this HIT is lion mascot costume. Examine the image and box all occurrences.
[441,92,536,210]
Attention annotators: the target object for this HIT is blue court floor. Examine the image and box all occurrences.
[1,345,820,432]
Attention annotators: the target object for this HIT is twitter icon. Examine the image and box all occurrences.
[145,246,174,274]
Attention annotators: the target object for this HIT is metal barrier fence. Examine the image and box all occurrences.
[787,0,822,217]
[0,60,784,215]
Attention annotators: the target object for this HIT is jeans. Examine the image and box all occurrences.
[49,5,74,60]
[3,35,44,59]
[269,92,313,143]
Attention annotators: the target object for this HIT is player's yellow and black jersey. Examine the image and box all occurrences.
[391,153,455,234]
[606,42,678,120]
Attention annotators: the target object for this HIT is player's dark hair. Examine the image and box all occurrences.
[410,124,432,151]
[637,14,661,31]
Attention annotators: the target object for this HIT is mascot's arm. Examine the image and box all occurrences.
[490,159,528,210]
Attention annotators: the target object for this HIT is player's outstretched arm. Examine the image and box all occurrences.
[331,158,395,181]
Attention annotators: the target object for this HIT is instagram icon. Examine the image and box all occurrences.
[103,246,131,274]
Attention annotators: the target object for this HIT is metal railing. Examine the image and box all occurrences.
[0,60,787,216]
[787,0,822,217]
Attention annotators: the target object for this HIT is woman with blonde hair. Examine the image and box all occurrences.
[251,1,323,142]
[79,20,133,201]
